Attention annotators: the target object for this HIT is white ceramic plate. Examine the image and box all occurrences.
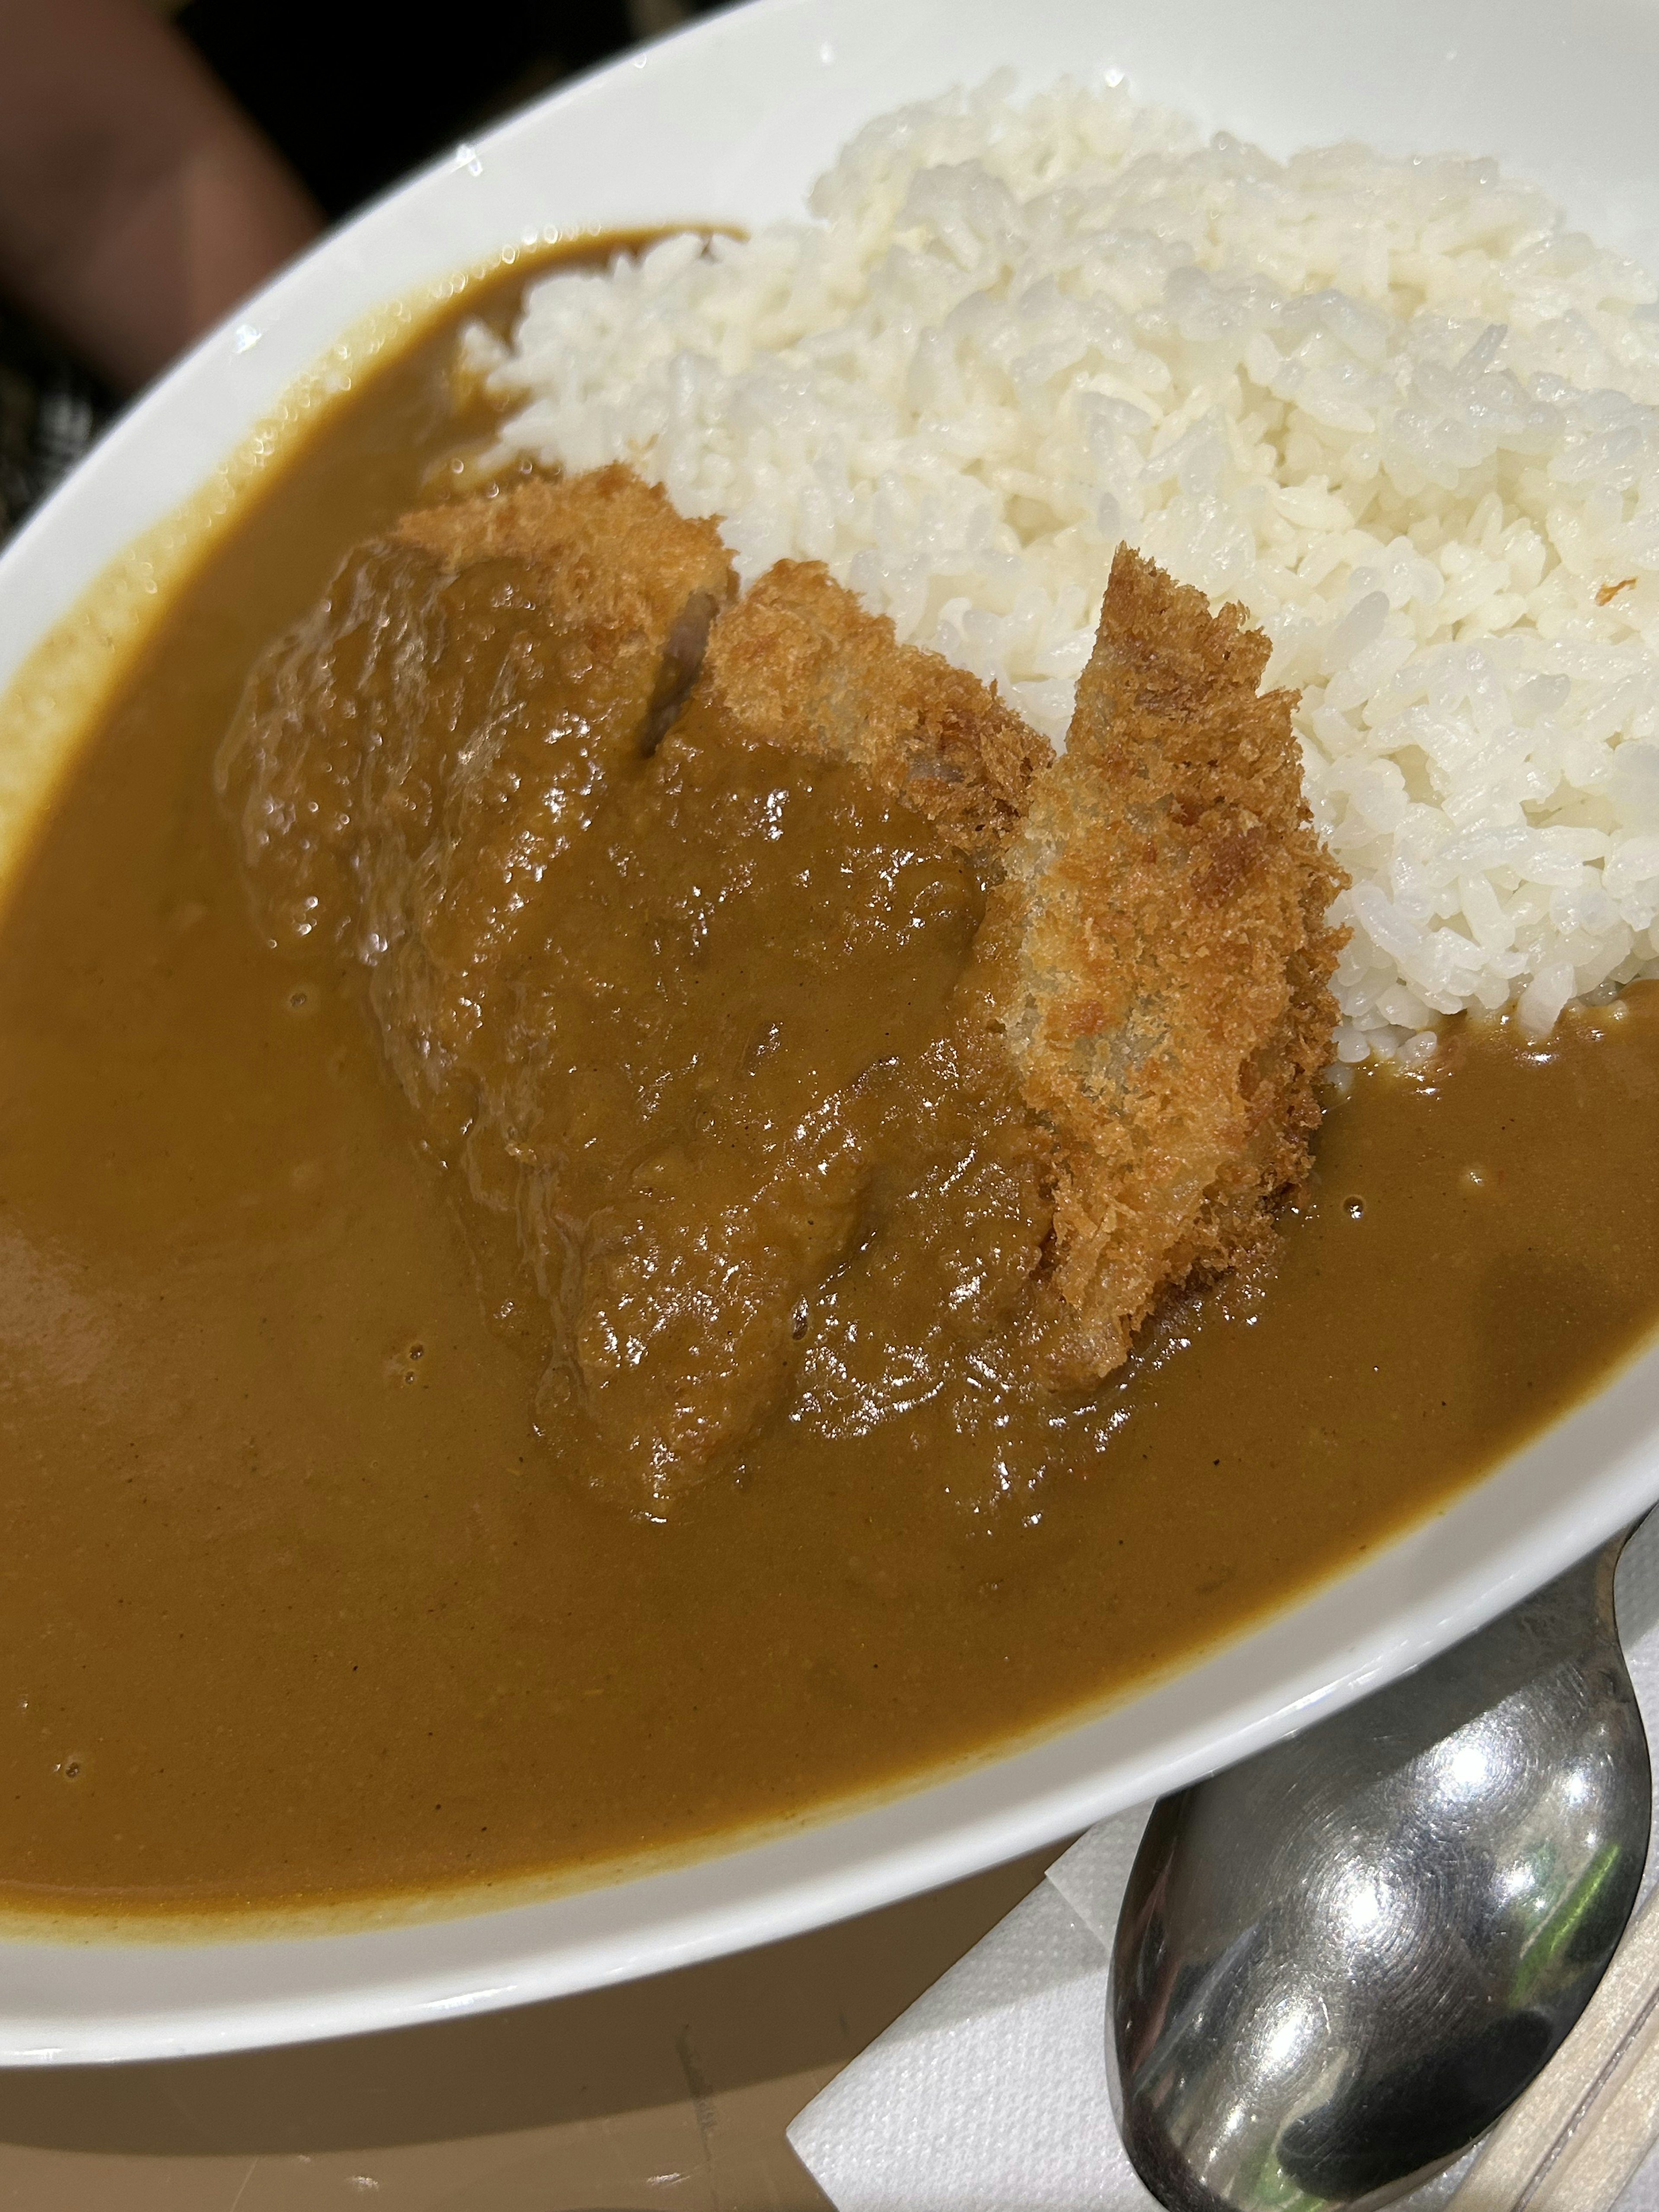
[4,0,1659,2066]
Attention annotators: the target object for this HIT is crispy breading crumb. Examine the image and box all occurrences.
[998,543,1348,1378]
[694,557,1049,859]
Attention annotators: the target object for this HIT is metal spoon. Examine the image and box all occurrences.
[1109,1532,1651,2211]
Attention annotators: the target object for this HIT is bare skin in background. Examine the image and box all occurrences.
[0,0,319,391]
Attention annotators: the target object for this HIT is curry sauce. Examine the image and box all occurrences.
[1,257,1657,1915]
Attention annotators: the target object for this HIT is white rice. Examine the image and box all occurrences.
[467,74,1659,1060]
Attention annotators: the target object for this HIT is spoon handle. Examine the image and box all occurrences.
[1447,1867,1659,2209]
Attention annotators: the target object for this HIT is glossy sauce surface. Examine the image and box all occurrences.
[1,257,1658,1913]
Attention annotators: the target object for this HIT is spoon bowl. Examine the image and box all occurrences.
[1110,1538,1651,2210]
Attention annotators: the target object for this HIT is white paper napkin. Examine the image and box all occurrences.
[788,1518,1659,2212]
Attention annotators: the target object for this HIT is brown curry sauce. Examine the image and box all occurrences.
[1,251,1657,1914]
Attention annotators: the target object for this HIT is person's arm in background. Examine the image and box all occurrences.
[0,0,321,393]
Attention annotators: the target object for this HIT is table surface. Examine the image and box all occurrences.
[0,1848,1053,2210]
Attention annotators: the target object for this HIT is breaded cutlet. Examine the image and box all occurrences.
[993,545,1347,1380]
[219,465,734,1146]
[698,539,1346,1382]
[238,459,1343,1427]
[394,465,736,741]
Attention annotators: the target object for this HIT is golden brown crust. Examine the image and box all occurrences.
[394,465,736,658]
[994,544,1348,1378]
[693,558,1049,859]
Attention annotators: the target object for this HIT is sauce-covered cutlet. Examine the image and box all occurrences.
[220,467,1344,1508]
[700,537,1348,1385]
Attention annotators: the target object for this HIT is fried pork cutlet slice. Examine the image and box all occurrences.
[219,465,734,1151]
[699,545,1346,1385]
[992,545,1348,1379]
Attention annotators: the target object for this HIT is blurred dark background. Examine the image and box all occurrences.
[0,0,727,537]
[174,0,713,220]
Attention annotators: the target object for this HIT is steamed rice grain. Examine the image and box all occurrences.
[468,76,1659,1058]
